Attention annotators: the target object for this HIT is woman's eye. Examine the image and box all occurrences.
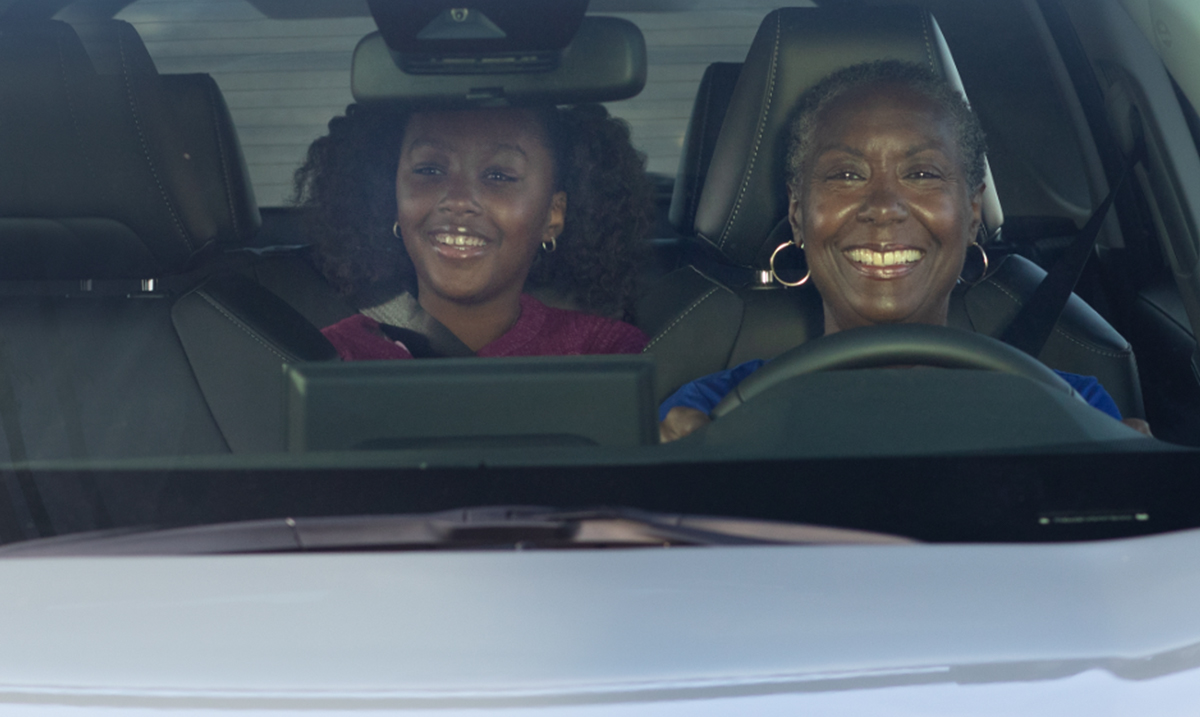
[485,170,518,182]
[825,170,863,181]
[412,165,443,176]
[906,169,944,180]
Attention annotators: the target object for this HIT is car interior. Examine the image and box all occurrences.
[0,0,1197,466]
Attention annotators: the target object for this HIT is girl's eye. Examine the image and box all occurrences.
[412,165,443,176]
[485,170,518,182]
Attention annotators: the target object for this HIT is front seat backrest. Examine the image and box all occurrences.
[68,19,340,452]
[642,6,988,398]
[0,20,335,461]
[695,6,1002,269]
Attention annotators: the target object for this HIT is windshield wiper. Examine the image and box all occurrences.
[0,506,912,556]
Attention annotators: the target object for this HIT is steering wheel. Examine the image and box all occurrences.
[710,323,1078,418]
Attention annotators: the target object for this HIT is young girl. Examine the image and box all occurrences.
[295,103,653,359]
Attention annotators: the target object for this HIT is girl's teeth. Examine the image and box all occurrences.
[436,234,486,247]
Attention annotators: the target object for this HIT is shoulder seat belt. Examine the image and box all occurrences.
[360,292,475,358]
[999,139,1143,358]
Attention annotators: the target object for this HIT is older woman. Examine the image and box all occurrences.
[660,60,1150,441]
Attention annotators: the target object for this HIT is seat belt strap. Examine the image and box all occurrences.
[361,292,475,358]
[999,141,1142,357]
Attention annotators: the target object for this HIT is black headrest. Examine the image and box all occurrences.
[157,72,261,249]
[350,16,646,108]
[669,62,742,235]
[71,18,157,75]
[692,6,1003,268]
[75,20,259,251]
[0,20,258,280]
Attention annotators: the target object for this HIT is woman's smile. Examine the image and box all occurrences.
[842,245,926,277]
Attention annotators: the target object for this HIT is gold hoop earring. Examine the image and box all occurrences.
[769,241,810,287]
[392,222,401,239]
[959,241,989,285]
[541,236,557,253]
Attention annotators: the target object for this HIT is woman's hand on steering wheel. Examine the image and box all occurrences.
[660,406,711,443]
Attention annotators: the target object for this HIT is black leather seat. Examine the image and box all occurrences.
[637,6,1143,419]
[71,18,354,327]
[668,61,742,240]
[0,19,337,460]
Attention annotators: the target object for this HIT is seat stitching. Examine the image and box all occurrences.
[57,33,94,183]
[644,286,722,350]
[717,12,780,251]
[920,12,936,73]
[195,290,293,363]
[1052,326,1131,358]
[205,79,241,239]
[982,276,1022,306]
[118,32,193,253]
[980,278,1130,358]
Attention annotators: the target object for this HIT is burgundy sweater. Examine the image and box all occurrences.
[322,294,648,360]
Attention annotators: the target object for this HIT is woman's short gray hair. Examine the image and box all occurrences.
[784,60,988,191]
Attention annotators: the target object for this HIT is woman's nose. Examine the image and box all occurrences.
[857,177,909,223]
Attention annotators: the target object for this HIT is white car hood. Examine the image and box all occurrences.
[0,528,1197,714]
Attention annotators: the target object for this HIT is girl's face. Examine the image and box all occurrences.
[395,108,566,307]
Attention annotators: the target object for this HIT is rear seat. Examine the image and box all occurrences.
[73,19,355,329]
[0,19,337,460]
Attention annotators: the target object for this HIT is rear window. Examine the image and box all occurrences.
[113,0,797,206]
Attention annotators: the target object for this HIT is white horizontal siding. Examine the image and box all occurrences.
[116,1,370,205]
[114,0,808,207]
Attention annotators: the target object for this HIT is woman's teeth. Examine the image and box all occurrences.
[845,248,923,266]
[435,233,487,248]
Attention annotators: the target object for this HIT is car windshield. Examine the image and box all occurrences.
[0,0,1198,550]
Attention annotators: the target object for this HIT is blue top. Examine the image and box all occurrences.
[659,359,1123,422]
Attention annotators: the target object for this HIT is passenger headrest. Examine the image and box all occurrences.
[75,20,260,251]
[692,6,1003,269]
[351,16,646,107]
[71,19,157,75]
[0,20,257,280]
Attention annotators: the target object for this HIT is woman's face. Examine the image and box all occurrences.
[789,84,983,334]
[395,108,565,307]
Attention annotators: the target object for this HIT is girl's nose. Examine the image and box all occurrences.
[437,174,481,215]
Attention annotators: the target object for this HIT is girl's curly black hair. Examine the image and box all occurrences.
[293,103,654,320]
